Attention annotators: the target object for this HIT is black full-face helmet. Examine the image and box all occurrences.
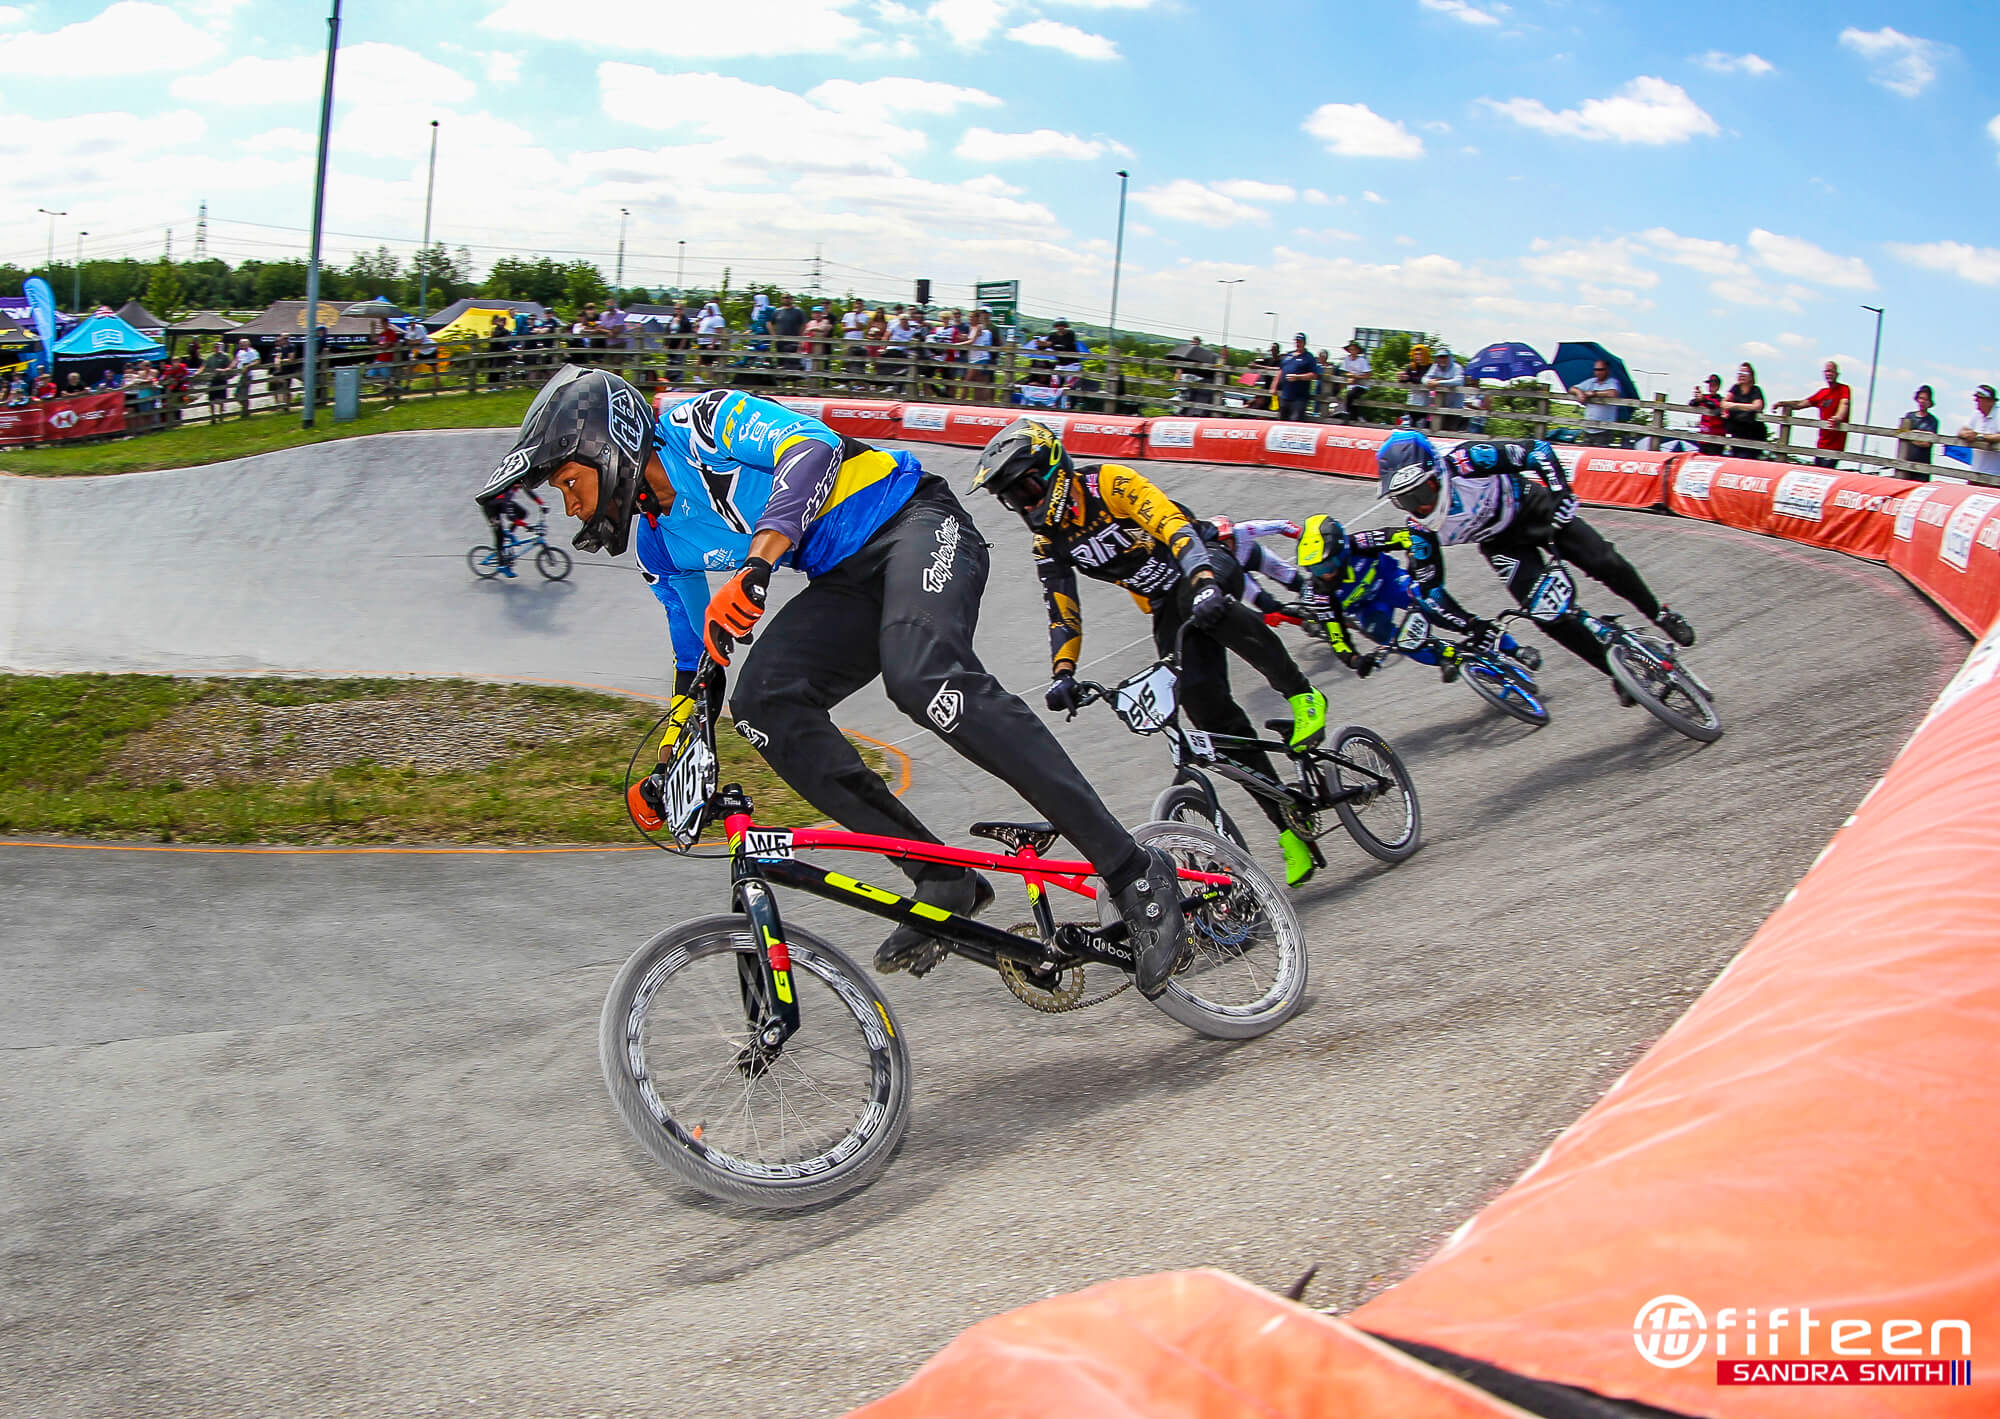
[475,365,658,556]
[971,417,1072,525]
[1377,429,1443,520]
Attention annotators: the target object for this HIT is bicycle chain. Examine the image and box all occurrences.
[996,923,1131,1013]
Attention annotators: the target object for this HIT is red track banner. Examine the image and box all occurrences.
[1887,480,2000,633]
[894,402,957,444]
[1008,410,1146,460]
[1566,448,1670,509]
[849,1270,1528,1418]
[1350,616,2000,1418]
[0,403,44,445]
[817,398,903,440]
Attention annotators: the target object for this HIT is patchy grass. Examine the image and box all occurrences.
[0,386,541,478]
[0,673,878,845]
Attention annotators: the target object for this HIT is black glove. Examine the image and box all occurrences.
[1045,670,1080,714]
[1339,647,1374,678]
[1551,493,1580,527]
[1187,579,1232,630]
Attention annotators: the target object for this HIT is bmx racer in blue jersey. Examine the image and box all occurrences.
[476,368,1187,995]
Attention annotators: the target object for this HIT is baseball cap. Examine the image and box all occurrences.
[1294,331,1309,342]
[1977,384,1996,400]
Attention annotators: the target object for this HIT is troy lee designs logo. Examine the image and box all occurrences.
[923,516,960,592]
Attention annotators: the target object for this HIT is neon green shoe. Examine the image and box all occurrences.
[1287,686,1328,751]
[1279,829,1316,887]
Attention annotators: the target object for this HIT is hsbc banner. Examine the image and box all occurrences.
[1567,448,1671,509]
[1668,455,1914,561]
[0,393,124,445]
[1888,481,2000,634]
[819,399,902,440]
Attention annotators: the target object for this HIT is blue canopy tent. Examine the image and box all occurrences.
[1463,341,1552,383]
[53,314,166,361]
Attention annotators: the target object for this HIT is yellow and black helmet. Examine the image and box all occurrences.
[972,417,1071,520]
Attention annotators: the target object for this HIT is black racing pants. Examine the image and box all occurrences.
[1151,543,1314,831]
[731,477,1141,887]
[1479,483,1661,673]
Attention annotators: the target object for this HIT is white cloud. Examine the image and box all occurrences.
[1210,179,1295,202]
[1522,237,1659,289]
[1301,103,1424,159]
[1989,113,2000,159]
[1692,51,1773,76]
[0,1,220,74]
[1777,332,1812,349]
[1640,227,1747,277]
[1419,0,1502,26]
[1131,179,1269,228]
[1043,0,1156,7]
[808,77,1001,115]
[1838,27,1947,97]
[956,127,1108,161]
[484,0,867,56]
[1888,240,2000,286]
[1485,76,1717,144]
[240,128,316,154]
[1362,190,1386,203]
[175,42,477,107]
[928,0,1006,45]
[1748,228,1874,290]
[1709,276,1804,312]
[1303,188,1329,205]
[484,51,523,83]
[0,6,26,24]
[1007,19,1119,60]
[1743,341,1779,357]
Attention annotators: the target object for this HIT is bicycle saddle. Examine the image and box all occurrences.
[1263,718,1295,736]
[969,820,1060,853]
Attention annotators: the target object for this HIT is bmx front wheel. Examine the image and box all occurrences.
[466,544,502,580]
[599,915,911,1210]
[1610,637,1723,743]
[1149,782,1250,850]
[1328,726,1422,863]
[1107,821,1307,1040]
[536,545,572,581]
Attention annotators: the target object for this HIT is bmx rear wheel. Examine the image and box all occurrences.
[1610,637,1722,743]
[600,916,911,1209]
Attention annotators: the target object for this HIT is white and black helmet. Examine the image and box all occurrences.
[476,365,657,556]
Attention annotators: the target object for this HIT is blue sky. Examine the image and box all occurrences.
[1,0,1995,432]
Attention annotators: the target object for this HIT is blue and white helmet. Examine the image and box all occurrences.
[1377,429,1444,520]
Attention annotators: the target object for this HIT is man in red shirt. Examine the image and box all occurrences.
[1778,361,1852,468]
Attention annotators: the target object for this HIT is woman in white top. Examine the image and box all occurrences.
[961,309,996,400]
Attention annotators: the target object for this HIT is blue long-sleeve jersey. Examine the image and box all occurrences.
[633,389,922,671]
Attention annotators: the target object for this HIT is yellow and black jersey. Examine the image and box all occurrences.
[1032,463,1212,669]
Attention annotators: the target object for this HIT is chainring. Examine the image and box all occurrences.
[996,924,1130,1013]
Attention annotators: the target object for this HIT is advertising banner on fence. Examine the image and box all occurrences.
[0,402,43,445]
[1664,456,1914,560]
[818,399,902,440]
[1888,480,2000,633]
[1,392,126,445]
[1566,447,1671,509]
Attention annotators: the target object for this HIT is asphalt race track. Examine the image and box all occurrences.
[0,434,1968,1418]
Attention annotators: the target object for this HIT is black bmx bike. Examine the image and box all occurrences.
[1498,556,1722,743]
[598,658,1307,1209]
[1068,634,1421,874]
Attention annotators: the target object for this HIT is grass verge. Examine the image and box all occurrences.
[0,673,878,846]
[0,387,539,478]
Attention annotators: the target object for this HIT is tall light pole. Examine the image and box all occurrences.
[1217,277,1244,355]
[1861,305,1885,453]
[1264,310,1278,346]
[73,230,87,311]
[615,208,629,291]
[37,208,65,274]
[300,0,341,428]
[676,239,686,291]
[416,118,439,318]
[1106,169,1128,404]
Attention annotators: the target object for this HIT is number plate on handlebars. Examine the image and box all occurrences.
[1111,663,1179,734]
[1394,609,1432,650]
[1526,565,1577,623]
[661,733,718,848]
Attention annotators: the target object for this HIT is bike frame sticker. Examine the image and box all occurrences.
[1527,566,1577,621]
[1181,727,1215,759]
[743,830,794,860]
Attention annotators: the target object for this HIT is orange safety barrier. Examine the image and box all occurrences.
[850,1270,1531,1419]
[816,397,904,440]
[1666,454,1915,560]
[1887,480,2000,633]
[1565,447,1670,509]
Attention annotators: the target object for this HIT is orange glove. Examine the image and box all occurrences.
[703,558,771,666]
[627,771,667,833]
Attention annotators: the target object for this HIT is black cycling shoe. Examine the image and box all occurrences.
[1507,643,1543,673]
[1655,607,1696,647]
[1438,655,1461,684]
[875,871,994,976]
[1113,847,1188,999]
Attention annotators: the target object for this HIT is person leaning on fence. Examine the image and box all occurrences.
[1721,362,1767,457]
[1338,340,1371,423]
[1896,385,1938,480]
[199,343,230,423]
[1277,332,1319,422]
[1958,384,2000,478]
[1399,343,1433,428]
[1774,361,1852,469]
[1690,374,1726,454]
[1570,358,1624,447]
[1425,346,1467,433]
